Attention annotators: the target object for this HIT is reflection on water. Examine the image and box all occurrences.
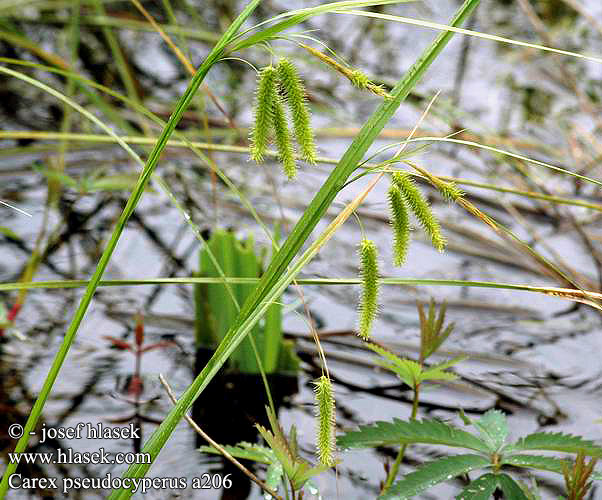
[1,0,602,498]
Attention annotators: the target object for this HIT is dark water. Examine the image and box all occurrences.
[1,0,602,498]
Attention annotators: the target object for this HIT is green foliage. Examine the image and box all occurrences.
[276,58,317,164]
[418,299,455,362]
[388,185,410,267]
[256,406,329,492]
[250,66,277,163]
[456,473,500,500]
[562,453,598,500]
[339,410,602,498]
[199,441,275,464]
[313,375,336,466]
[104,1,482,495]
[366,343,464,388]
[508,432,602,457]
[496,474,531,500]
[379,454,490,499]
[195,229,298,374]
[358,239,379,340]
[337,418,490,452]
[473,410,508,453]
[392,172,445,253]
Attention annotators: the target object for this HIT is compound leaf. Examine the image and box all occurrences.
[337,418,489,453]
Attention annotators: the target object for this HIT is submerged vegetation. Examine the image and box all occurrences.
[1,0,602,498]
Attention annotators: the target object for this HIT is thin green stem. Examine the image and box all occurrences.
[383,384,421,491]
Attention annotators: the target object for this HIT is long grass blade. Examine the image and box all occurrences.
[108,0,481,495]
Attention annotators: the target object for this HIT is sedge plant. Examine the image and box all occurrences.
[0,2,487,498]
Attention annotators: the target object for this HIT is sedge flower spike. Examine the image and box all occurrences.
[392,172,446,253]
[250,66,277,163]
[276,58,317,165]
[272,92,297,180]
[388,185,411,266]
[358,239,379,340]
[313,375,336,467]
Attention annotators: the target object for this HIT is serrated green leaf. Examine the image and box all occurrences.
[497,474,529,499]
[503,454,602,480]
[420,356,466,382]
[366,343,421,387]
[455,473,499,500]
[199,442,274,464]
[380,454,490,499]
[474,410,508,452]
[337,418,490,453]
[508,432,602,457]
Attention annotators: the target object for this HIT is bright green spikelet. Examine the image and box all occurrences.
[358,239,379,340]
[313,375,336,466]
[271,93,297,180]
[388,185,410,267]
[392,172,446,253]
[250,66,277,163]
[276,58,317,165]
[437,180,464,203]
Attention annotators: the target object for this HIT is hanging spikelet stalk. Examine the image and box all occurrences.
[313,375,336,466]
[272,91,297,180]
[392,172,446,253]
[408,162,464,203]
[388,184,410,266]
[250,66,277,163]
[358,239,379,340]
[299,43,391,98]
[276,58,317,165]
